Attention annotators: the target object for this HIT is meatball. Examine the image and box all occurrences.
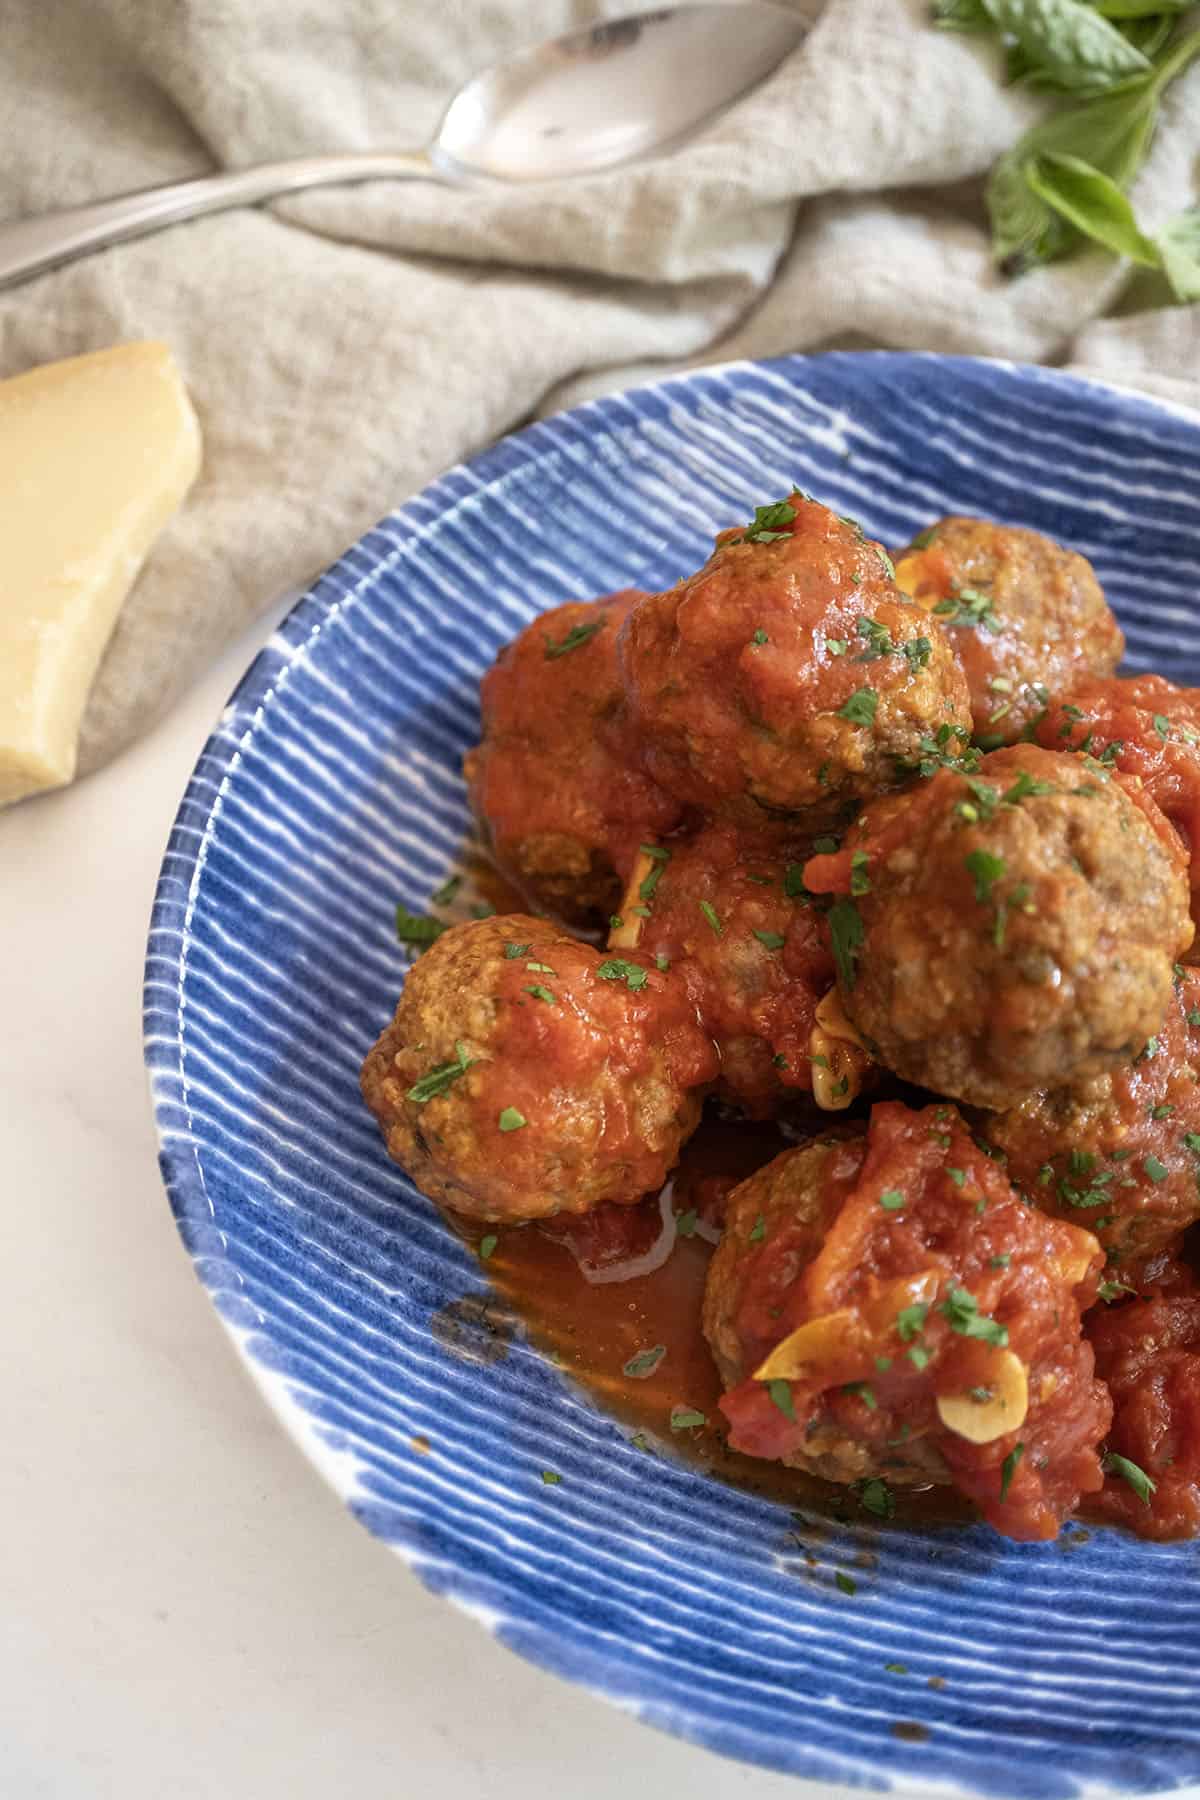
[894,516,1122,744]
[464,591,681,927]
[983,968,1200,1278]
[606,819,836,1116]
[803,744,1193,1110]
[1034,674,1200,949]
[360,914,718,1223]
[704,1101,1109,1539]
[1089,1295,1200,1539]
[618,493,970,825]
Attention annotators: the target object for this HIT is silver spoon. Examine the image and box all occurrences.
[0,4,807,293]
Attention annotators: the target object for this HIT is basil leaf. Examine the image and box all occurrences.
[987,75,1158,271]
[1157,208,1200,303]
[1026,152,1158,261]
[981,0,1150,94]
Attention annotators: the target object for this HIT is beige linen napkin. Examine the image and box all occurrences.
[1,0,1197,781]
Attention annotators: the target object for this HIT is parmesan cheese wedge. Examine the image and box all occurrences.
[0,342,202,807]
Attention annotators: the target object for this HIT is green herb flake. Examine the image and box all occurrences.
[623,1345,667,1380]
[939,1284,1009,1347]
[879,1189,906,1212]
[498,1107,526,1133]
[903,636,933,669]
[850,849,872,896]
[749,1215,766,1243]
[741,499,798,544]
[947,1168,967,1189]
[860,1477,896,1520]
[829,897,865,991]
[1000,1442,1025,1503]
[430,873,462,907]
[857,616,894,661]
[504,941,532,959]
[525,960,556,974]
[596,958,650,992]
[655,952,671,971]
[989,1253,1012,1269]
[479,1234,498,1261]
[885,1661,910,1676]
[1154,714,1172,741]
[751,628,770,646]
[1144,1154,1169,1184]
[754,929,786,951]
[966,848,1006,905]
[896,1303,929,1342]
[827,638,848,657]
[670,1406,707,1431]
[699,900,723,936]
[838,687,880,728]
[933,586,997,630]
[1104,1452,1156,1505]
[841,1382,878,1411]
[768,1379,796,1421]
[544,618,606,660]
[407,1041,476,1105]
[784,862,810,899]
[835,1571,858,1596]
[523,984,556,1005]
[676,1209,698,1238]
[541,1469,563,1485]
[907,1344,932,1371]
[396,905,450,950]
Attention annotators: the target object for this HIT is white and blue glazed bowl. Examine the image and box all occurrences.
[145,354,1200,1797]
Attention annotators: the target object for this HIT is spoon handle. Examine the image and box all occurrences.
[0,151,438,292]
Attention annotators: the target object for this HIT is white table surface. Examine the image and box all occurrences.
[0,604,878,1800]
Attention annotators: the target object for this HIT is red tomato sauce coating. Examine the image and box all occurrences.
[1089,1295,1200,1539]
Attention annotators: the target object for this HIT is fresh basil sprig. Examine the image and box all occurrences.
[934,4,1200,291]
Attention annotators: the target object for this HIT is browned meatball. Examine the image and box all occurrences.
[803,745,1193,1110]
[607,819,836,1117]
[704,1101,1109,1540]
[464,591,682,927]
[894,516,1123,744]
[618,494,970,825]
[983,968,1200,1279]
[360,915,718,1223]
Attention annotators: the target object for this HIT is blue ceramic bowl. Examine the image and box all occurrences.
[146,354,1200,1797]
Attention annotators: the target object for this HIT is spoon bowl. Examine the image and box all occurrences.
[0,3,809,291]
[433,4,809,183]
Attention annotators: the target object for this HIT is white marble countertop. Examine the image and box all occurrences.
[0,606,871,1800]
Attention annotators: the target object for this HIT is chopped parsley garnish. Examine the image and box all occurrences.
[541,1469,562,1485]
[638,846,670,904]
[670,1406,707,1431]
[430,873,462,907]
[885,1660,910,1675]
[751,628,769,646]
[999,1442,1025,1502]
[965,848,1005,905]
[1154,714,1172,742]
[655,952,671,971]
[903,636,933,669]
[699,900,723,936]
[1098,1279,1133,1303]
[933,587,997,630]
[879,1189,905,1212]
[835,1571,858,1596]
[525,960,556,974]
[877,549,896,580]
[523,984,556,1004]
[896,1303,929,1342]
[812,836,840,855]
[504,941,531,959]
[828,897,865,990]
[1002,771,1055,805]
[1144,1155,1169,1184]
[784,862,809,899]
[396,905,450,950]
[907,1344,931,1370]
[1104,1452,1156,1505]
[676,1209,698,1237]
[939,1285,1008,1347]
[623,1345,666,1380]
[610,916,624,930]
[498,1107,526,1132]
[407,1041,476,1104]
[768,1379,796,1420]
[947,1168,966,1189]
[827,638,848,656]
[544,618,606,659]
[859,1478,895,1520]
[875,1356,893,1372]
[1137,1037,1160,1064]
[841,1382,878,1410]
[479,1234,498,1261]
[749,1215,766,1243]
[989,1253,1012,1269]
[850,849,871,896]
[838,687,879,728]
[856,616,893,660]
[1184,1133,1200,1156]
[740,499,797,544]
[754,929,786,951]
[596,959,649,991]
